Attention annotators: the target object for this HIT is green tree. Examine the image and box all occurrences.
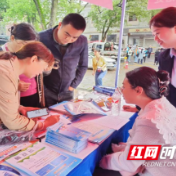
[44,0,89,28]
[88,0,161,42]
[127,0,160,21]
[48,0,58,28]
[89,0,121,41]
[0,0,9,16]
[33,0,47,29]
[1,0,89,30]
[55,0,88,22]
[2,0,39,27]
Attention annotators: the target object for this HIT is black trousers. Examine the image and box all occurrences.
[138,59,143,64]
[20,93,40,107]
[143,56,146,63]
[148,52,151,58]
[44,87,74,107]
[154,57,158,65]
[93,167,139,176]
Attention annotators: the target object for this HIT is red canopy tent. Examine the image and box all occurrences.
[148,0,176,10]
[83,0,113,10]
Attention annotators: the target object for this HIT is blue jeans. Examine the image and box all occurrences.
[134,55,138,62]
[128,55,131,62]
[95,70,107,86]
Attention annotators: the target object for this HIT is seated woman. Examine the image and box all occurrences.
[94,67,176,176]
[0,41,60,131]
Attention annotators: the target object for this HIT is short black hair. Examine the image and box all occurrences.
[10,23,39,41]
[126,67,169,99]
[62,13,86,31]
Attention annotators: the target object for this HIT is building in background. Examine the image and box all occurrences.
[82,4,126,48]
[124,14,158,51]
[82,5,158,51]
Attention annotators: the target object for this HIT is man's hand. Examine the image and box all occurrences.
[19,106,40,117]
[18,81,31,92]
[92,71,95,76]
[68,86,74,91]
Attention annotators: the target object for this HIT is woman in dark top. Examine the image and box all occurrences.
[123,7,176,112]
[150,7,176,108]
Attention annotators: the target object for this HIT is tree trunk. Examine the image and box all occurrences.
[101,20,108,42]
[33,0,46,30]
[102,33,107,42]
[102,21,112,42]
[48,0,58,29]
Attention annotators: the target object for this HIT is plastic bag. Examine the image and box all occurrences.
[0,122,38,145]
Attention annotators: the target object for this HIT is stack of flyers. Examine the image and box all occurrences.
[45,122,91,153]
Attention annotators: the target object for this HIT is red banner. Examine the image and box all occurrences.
[148,0,176,10]
[83,0,113,10]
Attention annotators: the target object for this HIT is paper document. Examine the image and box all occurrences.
[92,111,133,130]
[0,142,31,163]
[6,142,82,176]
[73,122,114,144]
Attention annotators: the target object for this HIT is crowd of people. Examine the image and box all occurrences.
[0,13,88,131]
[0,6,176,176]
[126,45,153,64]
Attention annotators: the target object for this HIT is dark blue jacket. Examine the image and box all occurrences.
[158,49,176,107]
[148,47,153,53]
[39,26,88,94]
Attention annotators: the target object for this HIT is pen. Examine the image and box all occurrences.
[37,135,46,142]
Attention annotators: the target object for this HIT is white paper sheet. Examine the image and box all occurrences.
[92,111,133,130]
[73,122,114,144]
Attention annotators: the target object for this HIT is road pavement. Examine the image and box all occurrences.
[78,55,158,90]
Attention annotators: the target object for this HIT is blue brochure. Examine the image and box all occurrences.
[6,142,82,176]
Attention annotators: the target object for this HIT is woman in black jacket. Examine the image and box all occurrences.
[150,7,176,108]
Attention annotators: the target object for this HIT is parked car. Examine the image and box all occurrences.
[0,35,9,46]
[89,42,125,61]
[88,53,116,71]
[89,42,117,56]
